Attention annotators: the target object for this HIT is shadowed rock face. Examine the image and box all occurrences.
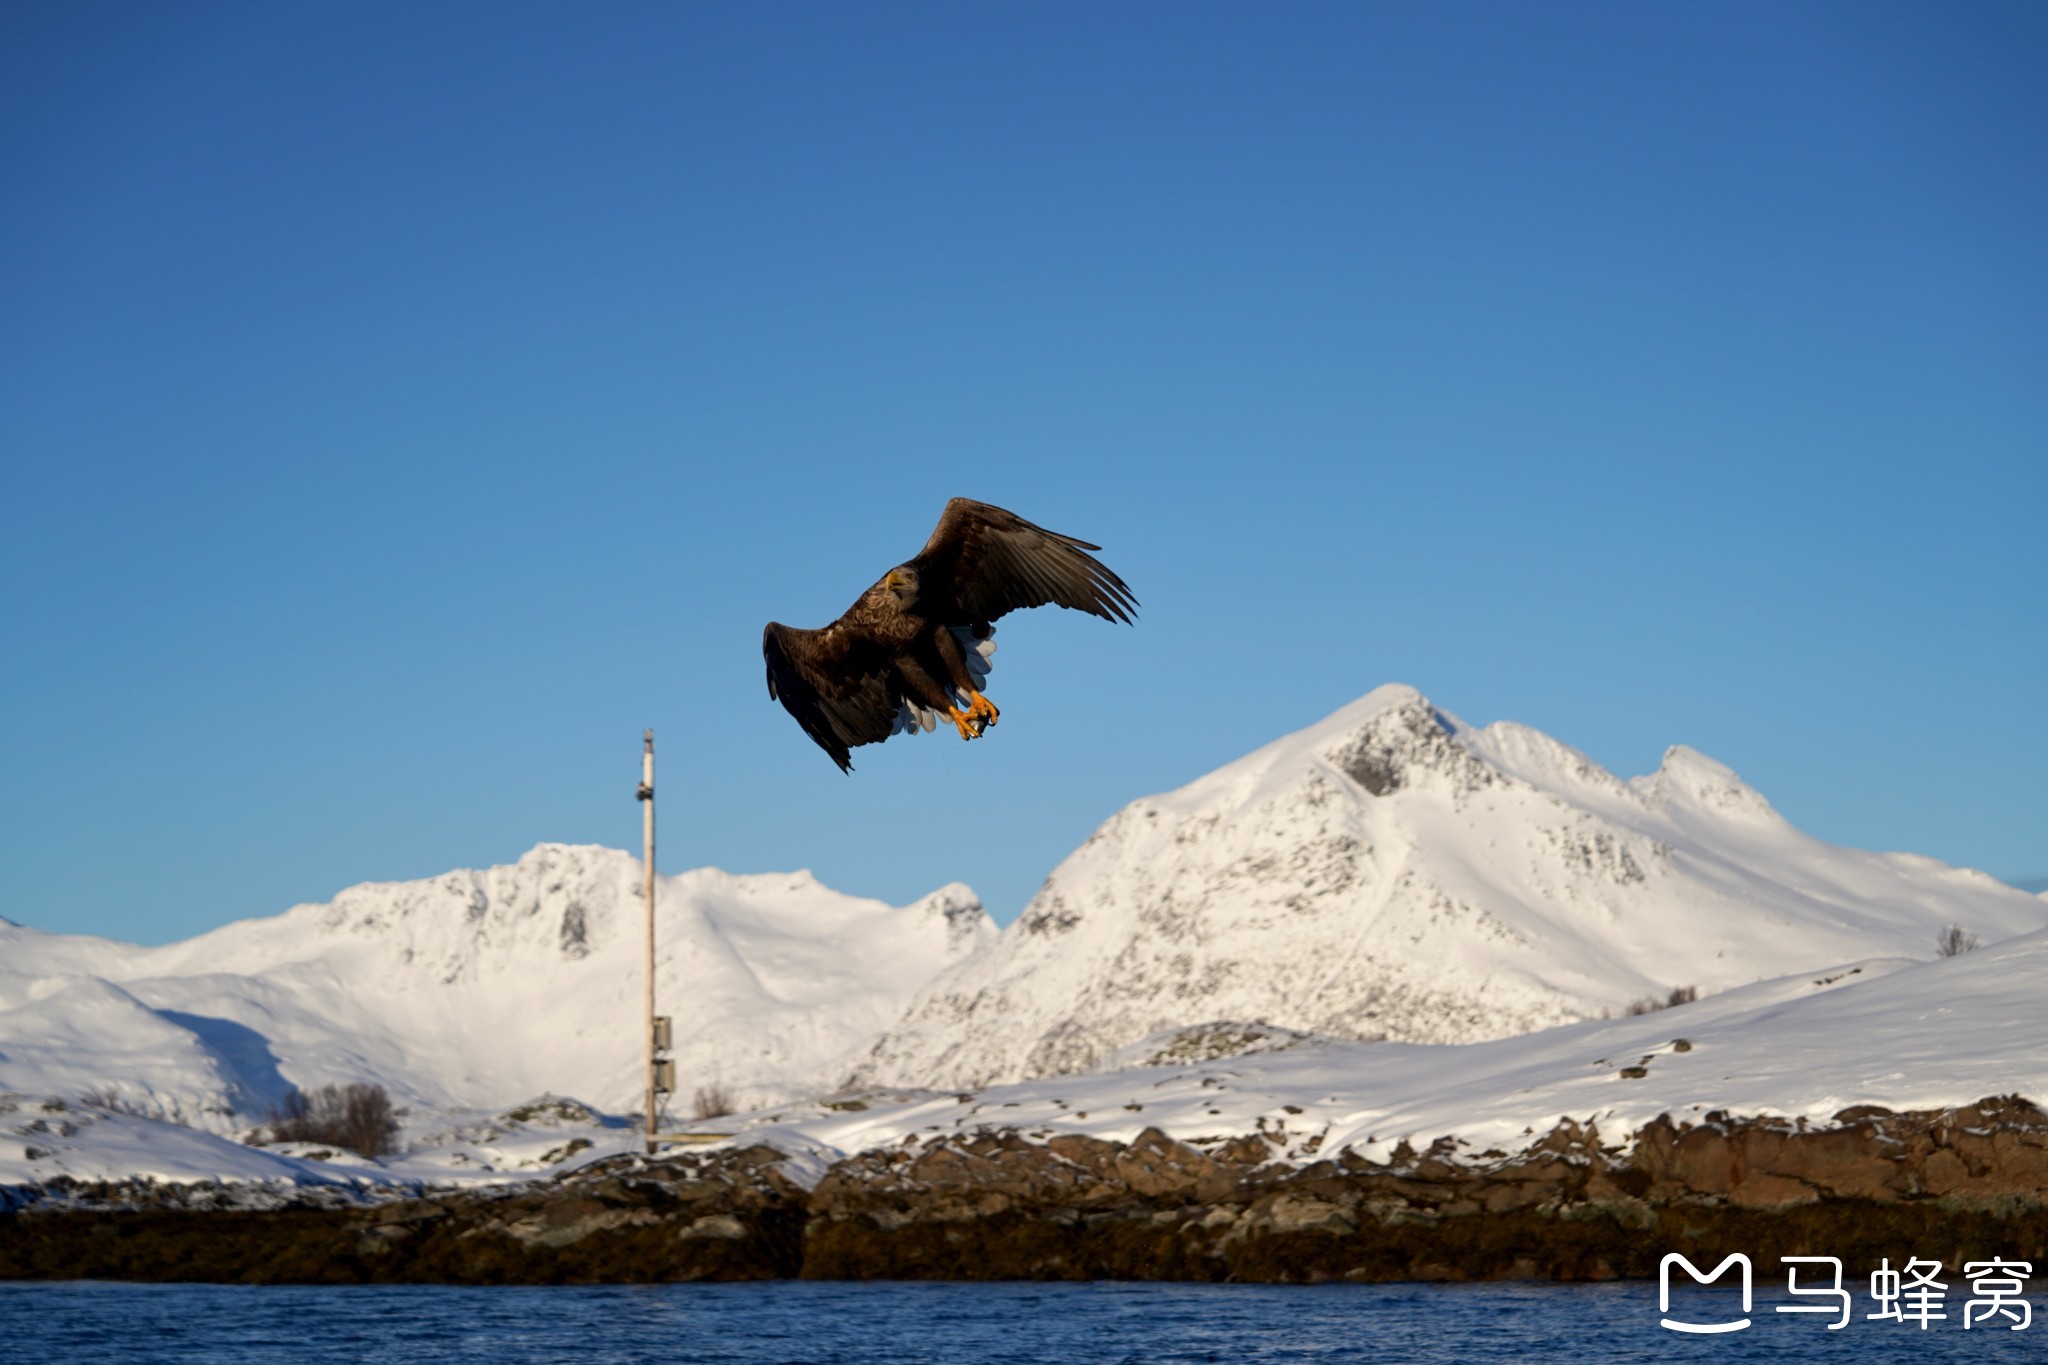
[5,1099,2046,1284]
[0,1145,811,1284]
[1630,1095,2048,1207]
[801,1098,2048,1282]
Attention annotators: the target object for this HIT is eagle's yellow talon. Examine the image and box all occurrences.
[967,690,1001,727]
[947,707,980,741]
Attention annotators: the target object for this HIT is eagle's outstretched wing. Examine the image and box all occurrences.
[762,622,900,773]
[910,497,1138,625]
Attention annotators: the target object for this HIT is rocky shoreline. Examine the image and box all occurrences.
[5,1097,2045,1284]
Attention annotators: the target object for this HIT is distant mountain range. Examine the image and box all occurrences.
[849,685,2048,1089]
[4,684,2041,1147]
[0,846,993,1128]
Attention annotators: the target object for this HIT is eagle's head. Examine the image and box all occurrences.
[881,564,921,607]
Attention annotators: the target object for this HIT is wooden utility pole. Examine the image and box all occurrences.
[639,729,657,1156]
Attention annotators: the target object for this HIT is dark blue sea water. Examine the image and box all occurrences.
[2,1280,2041,1362]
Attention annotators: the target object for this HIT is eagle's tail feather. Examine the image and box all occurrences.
[890,699,939,736]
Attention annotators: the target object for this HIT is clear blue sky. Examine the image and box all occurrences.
[4,2,2043,945]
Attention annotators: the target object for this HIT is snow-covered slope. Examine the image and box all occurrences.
[0,844,995,1129]
[731,923,2048,1167]
[852,685,2047,1090]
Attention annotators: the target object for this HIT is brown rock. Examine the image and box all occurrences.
[1113,1127,1237,1203]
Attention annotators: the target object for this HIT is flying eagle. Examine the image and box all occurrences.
[763,498,1136,771]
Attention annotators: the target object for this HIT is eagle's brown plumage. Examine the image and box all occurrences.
[763,498,1136,771]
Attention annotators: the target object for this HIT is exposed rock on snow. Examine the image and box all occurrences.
[1102,1021,1324,1071]
[852,685,2048,1090]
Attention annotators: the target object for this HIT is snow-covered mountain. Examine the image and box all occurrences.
[0,844,994,1129]
[851,685,2047,1090]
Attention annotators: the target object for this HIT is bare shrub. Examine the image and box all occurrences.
[1935,924,1980,958]
[267,1089,313,1140]
[265,1082,400,1158]
[1626,986,1698,1016]
[691,1082,734,1121]
[77,1084,145,1115]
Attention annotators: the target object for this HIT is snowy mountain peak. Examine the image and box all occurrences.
[1152,684,1474,819]
[1632,745,1782,824]
[852,687,2048,1091]
[1320,692,1492,800]
[911,882,1000,951]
